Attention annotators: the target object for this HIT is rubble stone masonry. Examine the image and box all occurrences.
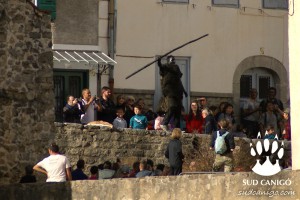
[52,123,290,182]
[0,0,54,184]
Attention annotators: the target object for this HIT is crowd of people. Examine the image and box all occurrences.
[63,86,291,141]
[17,54,292,183]
[22,86,291,183]
[20,124,236,183]
[36,85,288,183]
[20,143,176,183]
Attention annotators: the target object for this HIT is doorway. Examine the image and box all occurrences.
[53,70,88,122]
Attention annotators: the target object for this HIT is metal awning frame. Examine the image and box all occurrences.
[53,50,117,65]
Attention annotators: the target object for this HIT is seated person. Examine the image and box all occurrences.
[153,164,165,176]
[89,166,98,180]
[136,160,153,178]
[128,161,140,178]
[72,159,88,180]
[98,161,115,179]
[19,164,36,183]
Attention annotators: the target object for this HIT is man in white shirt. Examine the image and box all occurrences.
[80,88,101,124]
[33,143,72,182]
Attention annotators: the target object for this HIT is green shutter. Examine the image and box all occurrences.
[37,0,56,20]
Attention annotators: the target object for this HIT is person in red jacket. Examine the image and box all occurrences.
[282,108,291,140]
[185,100,203,133]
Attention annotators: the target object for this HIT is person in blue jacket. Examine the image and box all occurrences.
[129,105,148,129]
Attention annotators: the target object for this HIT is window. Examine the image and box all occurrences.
[258,76,271,99]
[240,75,252,98]
[37,0,56,20]
[162,0,189,3]
[240,68,274,101]
[53,70,88,122]
[263,0,288,9]
[212,0,239,7]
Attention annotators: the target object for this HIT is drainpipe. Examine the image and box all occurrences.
[108,0,116,95]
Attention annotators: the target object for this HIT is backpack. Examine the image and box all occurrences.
[215,131,229,154]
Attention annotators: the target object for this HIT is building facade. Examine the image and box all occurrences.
[37,0,289,120]
[113,0,289,115]
[36,0,116,121]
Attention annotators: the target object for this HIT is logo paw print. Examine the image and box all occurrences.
[250,132,284,176]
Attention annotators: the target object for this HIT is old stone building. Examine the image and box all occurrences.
[0,0,54,184]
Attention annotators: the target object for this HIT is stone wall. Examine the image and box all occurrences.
[49,123,290,181]
[1,171,299,200]
[0,0,54,184]
[113,88,233,113]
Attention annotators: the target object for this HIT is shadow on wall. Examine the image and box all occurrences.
[0,182,72,199]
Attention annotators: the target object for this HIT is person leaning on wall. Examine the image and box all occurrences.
[33,143,72,182]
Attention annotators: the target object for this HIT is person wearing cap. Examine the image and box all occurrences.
[33,143,72,182]
[158,55,187,131]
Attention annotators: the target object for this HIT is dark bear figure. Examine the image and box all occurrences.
[158,55,187,131]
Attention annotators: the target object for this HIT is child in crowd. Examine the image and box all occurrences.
[263,125,277,140]
[113,107,127,129]
[71,159,88,180]
[210,119,235,172]
[145,109,157,130]
[89,166,98,180]
[154,111,165,130]
[129,105,148,129]
[135,159,153,178]
[165,128,185,175]
[128,161,140,178]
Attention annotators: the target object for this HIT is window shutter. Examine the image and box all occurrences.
[37,0,56,20]
[258,76,271,99]
[240,75,252,98]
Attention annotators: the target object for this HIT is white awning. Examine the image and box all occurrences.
[53,50,117,65]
